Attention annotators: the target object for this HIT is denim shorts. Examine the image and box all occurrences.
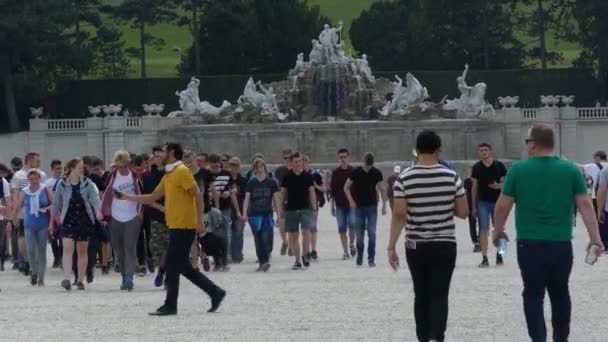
[477,200,496,230]
[285,210,314,233]
[336,207,354,234]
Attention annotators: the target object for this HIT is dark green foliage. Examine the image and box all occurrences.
[178,0,331,75]
[350,0,525,71]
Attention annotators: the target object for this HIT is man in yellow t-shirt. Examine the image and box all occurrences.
[122,143,226,316]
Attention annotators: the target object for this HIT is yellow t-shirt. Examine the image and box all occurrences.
[155,163,198,229]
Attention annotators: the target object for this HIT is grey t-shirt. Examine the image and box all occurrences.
[246,177,279,216]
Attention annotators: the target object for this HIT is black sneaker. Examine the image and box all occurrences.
[496,255,504,266]
[369,261,376,268]
[302,256,310,267]
[255,265,263,272]
[149,305,177,316]
[208,289,226,313]
[292,261,303,270]
[114,264,120,273]
[86,270,94,284]
[147,258,155,273]
[479,258,490,268]
[23,263,30,276]
[473,243,481,253]
[61,279,71,291]
[280,242,288,256]
[0,263,4,271]
[350,245,357,257]
[52,259,61,268]
[261,263,271,272]
[101,266,109,275]
[30,274,38,286]
[310,250,318,261]
[137,266,147,277]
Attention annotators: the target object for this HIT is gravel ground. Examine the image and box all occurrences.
[1,208,607,342]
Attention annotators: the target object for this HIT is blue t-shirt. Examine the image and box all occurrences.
[23,188,50,230]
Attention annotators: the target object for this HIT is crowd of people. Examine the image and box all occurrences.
[0,123,606,341]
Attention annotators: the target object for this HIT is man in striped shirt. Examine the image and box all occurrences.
[388,130,468,342]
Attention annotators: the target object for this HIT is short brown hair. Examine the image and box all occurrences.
[529,124,554,149]
[208,153,221,163]
[289,152,302,161]
[282,148,293,156]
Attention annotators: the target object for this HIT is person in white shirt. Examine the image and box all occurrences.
[45,160,63,190]
[101,151,142,291]
[583,150,608,213]
[0,163,13,271]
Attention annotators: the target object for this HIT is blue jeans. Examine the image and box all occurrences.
[336,207,355,234]
[477,200,496,230]
[354,206,378,264]
[517,240,573,342]
[249,216,274,265]
[24,227,48,281]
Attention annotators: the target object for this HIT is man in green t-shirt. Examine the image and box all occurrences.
[493,124,604,342]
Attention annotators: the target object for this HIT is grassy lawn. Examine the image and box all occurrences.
[100,0,580,78]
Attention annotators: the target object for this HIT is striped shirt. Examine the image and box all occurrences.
[393,165,465,243]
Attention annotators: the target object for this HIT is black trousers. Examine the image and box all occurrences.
[164,229,222,309]
[137,215,152,266]
[406,242,457,342]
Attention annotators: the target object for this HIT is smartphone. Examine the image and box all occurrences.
[113,190,123,199]
[585,245,599,265]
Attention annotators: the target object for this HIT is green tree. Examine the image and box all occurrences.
[513,0,567,69]
[73,0,103,79]
[93,27,132,78]
[106,0,176,79]
[565,0,608,100]
[174,0,209,76]
[350,0,524,71]
[178,0,330,75]
[0,0,88,131]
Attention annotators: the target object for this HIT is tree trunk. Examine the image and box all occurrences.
[193,4,201,76]
[140,21,147,79]
[0,55,20,132]
[537,0,547,69]
[76,14,82,79]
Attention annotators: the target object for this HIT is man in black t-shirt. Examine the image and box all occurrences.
[209,154,237,268]
[274,148,292,256]
[303,155,325,262]
[471,143,507,268]
[282,152,317,270]
[344,152,387,267]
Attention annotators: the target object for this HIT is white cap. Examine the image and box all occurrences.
[393,165,401,173]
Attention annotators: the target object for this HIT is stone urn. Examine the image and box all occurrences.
[88,106,101,117]
[113,104,123,116]
[560,95,574,107]
[507,96,519,107]
[497,97,508,108]
[540,95,558,107]
[29,107,44,119]
[142,104,154,116]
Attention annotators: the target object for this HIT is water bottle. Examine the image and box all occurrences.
[497,237,508,256]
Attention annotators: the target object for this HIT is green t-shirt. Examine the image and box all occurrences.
[502,156,587,241]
